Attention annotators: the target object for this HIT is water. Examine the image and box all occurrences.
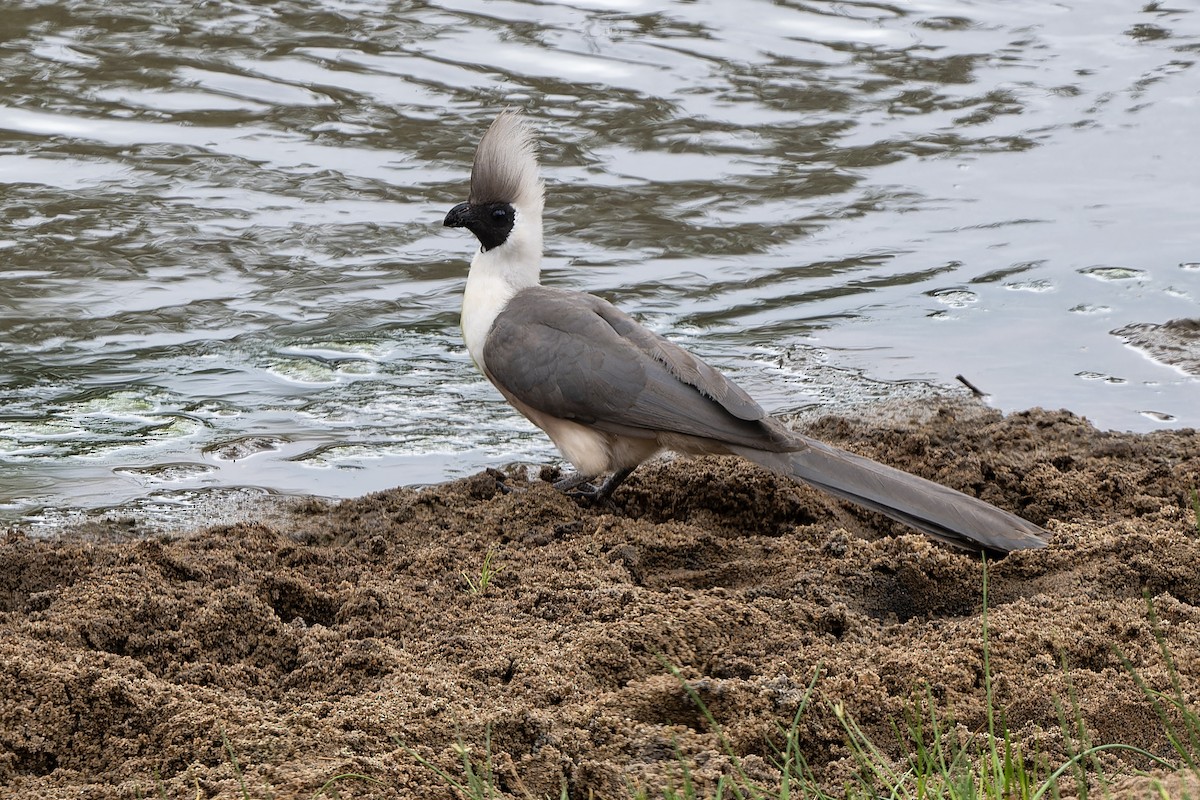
[1,0,1198,525]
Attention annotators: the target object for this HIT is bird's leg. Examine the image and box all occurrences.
[491,470,521,495]
[554,466,636,504]
[552,471,598,493]
[593,466,635,502]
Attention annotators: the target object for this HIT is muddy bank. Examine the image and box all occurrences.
[1,402,1198,798]
[1115,318,1200,378]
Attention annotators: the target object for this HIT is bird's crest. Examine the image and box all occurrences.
[469,110,544,212]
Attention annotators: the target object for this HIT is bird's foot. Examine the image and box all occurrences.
[563,485,617,509]
[484,468,524,495]
[552,472,612,506]
[551,467,635,507]
[494,478,523,495]
[553,473,606,504]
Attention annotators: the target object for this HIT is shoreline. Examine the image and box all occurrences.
[2,401,1198,797]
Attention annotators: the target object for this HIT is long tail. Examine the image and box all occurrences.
[729,437,1049,554]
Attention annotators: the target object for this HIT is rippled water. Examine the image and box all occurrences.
[2,0,1198,524]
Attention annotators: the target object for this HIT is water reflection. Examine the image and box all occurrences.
[1,0,1197,522]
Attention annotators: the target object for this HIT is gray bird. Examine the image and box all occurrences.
[444,110,1049,554]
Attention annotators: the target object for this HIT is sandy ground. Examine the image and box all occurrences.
[2,400,1199,799]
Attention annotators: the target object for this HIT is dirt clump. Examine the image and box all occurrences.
[1114,317,1200,377]
[1,401,1198,798]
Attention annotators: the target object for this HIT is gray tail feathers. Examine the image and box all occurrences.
[729,437,1049,554]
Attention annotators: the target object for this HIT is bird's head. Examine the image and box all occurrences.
[444,110,545,253]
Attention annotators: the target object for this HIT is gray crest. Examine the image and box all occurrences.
[469,110,544,211]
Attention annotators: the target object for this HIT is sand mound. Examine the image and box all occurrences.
[2,403,1197,798]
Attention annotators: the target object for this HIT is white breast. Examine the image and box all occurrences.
[460,265,518,369]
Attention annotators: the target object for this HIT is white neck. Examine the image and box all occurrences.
[460,204,543,368]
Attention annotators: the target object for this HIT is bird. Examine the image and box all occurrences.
[443,110,1049,555]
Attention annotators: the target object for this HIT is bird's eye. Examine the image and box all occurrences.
[492,207,508,220]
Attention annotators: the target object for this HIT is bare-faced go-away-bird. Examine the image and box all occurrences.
[443,110,1049,555]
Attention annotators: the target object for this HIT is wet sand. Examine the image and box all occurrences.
[2,401,1198,798]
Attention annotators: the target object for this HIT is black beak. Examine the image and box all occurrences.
[444,202,473,228]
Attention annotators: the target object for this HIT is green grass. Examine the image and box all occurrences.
[463,546,507,594]
[402,729,502,800]
[400,728,570,800]
[1118,597,1200,775]
[411,559,1200,800]
[224,730,386,799]
[135,732,382,799]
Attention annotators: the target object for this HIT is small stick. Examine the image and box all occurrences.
[956,374,986,397]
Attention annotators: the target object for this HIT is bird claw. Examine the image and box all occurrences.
[495,479,523,495]
[550,467,635,507]
[483,468,526,496]
[553,475,607,504]
[562,483,610,506]
[551,473,610,505]
[551,472,594,492]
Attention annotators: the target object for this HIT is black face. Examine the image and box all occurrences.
[443,201,516,252]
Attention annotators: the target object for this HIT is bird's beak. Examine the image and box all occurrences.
[444,202,473,228]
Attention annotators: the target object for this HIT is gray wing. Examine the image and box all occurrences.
[483,286,796,452]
